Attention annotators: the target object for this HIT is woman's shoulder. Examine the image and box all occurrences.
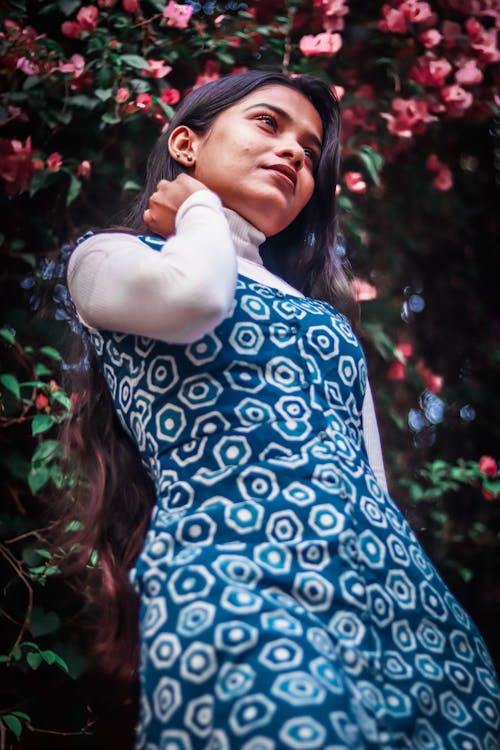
[75,230,165,253]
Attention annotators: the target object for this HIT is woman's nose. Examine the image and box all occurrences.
[275,139,304,169]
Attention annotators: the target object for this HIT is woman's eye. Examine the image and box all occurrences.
[256,114,277,129]
[304,148,319,169]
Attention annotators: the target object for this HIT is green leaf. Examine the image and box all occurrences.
[26,651,43,669]
[101,112,121,125]
[23,547,52,567]
[30,170,59,196]
[0,373,20,399]
[154,98,175,119]
[50,463,65,488]
[94,88,113,102]
[66,520,82,532]
[215,50,236,65]
[51,390,72,410]
[123,180,142,192]
[35,363,52,377]
[58,0,81,14]
[111,14,131,29]
[70,94,100,110]
[65,172,82,206]
[147,0,166,10]
[121,54,149,71]
[0,328,15,344]
[22,75,41,91]
[32,439,61,464]
[41,649,69,672]
[357,146,384,186]
[2,715,22,739]
[32,414,56,436]
[29,606,61,637]
[39,346,62,361]
[28,466,51,494]
[483,478,500,495]
[3,451,30,480]
[11,712,30,721]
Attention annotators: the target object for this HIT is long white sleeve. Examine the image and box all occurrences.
[67,190,238,344]
[362,381,388,491]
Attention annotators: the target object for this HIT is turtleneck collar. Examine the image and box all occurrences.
[223,207,266,266]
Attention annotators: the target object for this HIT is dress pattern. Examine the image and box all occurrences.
[87,236,500,750]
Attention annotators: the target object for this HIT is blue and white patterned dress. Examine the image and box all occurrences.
[88,236,500,750]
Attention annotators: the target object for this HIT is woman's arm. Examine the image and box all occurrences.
[67,189,238,344]
[362,381,388,491]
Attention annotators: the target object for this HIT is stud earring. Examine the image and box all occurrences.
[175,151,181,158]
[186,154,193,162]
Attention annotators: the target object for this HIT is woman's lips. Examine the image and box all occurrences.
[263,164,297,192]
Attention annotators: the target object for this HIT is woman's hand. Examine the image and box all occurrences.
[144,174,208,237]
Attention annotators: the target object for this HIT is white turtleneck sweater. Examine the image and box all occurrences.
[68,189,387,490]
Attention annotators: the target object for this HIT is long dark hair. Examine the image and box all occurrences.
[53,70,355,684]
[126,69,355,317]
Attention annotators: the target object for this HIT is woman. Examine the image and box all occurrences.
[65,70,499,749]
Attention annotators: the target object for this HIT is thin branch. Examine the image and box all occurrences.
[0,544,33,656]
[282,8,295,72]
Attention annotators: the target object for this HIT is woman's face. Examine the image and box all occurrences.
[187,85,324,236]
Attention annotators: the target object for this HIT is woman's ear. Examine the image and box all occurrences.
[168,126,200,168]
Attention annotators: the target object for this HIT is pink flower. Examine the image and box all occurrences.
[47,152,62,172]
[76,5,99,31]
[160,88,180,105]
[432,169,452,190]
[379,4,407,33]
[465,17,483,41]
[403,1,433,24]
[162,1,193,30]
[136,93,152,111]
[424,370,444,393]
[419,29,442,48]
[16,56,40,75]
[61,21,82,38]
[115,87,130,103]
[352,277,377,302]
[98,0,118,7]
[193,60,220,89]
[426,153,453,191]
[397,342,413,359]
[122,0,139,10]
[0,136,35,194]
[479,455,498,477]
[471,28,500,64]
[441,84,473,115]
[387,341,413,380]
[299,32,342,57]
[142,59,172,79]
[57,54,86,79]
[344,171,367,193]
[441,20,461,47]
[77,160,91,177]
[409,55,453,87]
[381,97,437,138]
[425,153,440,171]
[331,84,345,100]
[455,59,483,86]
[316,0,350,32]
[387,361,406,381]
[35,393,49,411]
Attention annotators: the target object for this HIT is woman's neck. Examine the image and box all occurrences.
[223,207,266,266]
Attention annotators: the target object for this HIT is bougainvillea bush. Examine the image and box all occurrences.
[1,0,499,745]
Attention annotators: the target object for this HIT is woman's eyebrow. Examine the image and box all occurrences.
[244,102,322,153]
